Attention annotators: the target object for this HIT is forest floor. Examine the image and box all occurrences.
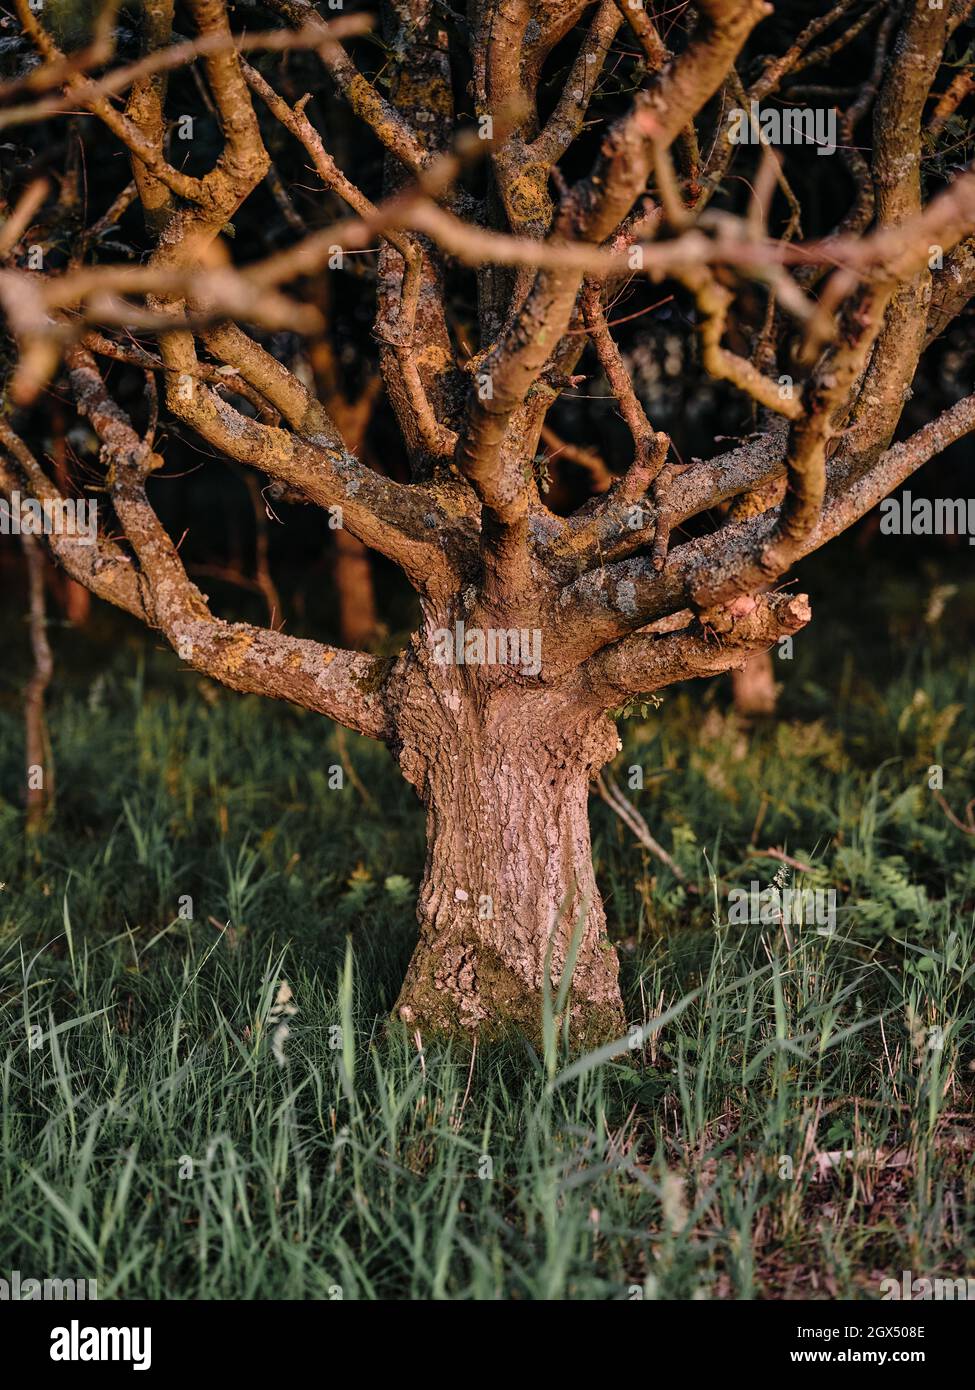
[1,552,973,1300]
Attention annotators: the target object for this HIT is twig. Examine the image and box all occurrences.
[749,846,815,873]
[933,793,975,837]
[595,771,697,890]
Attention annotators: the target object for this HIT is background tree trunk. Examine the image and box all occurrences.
[731,650,778,718]
[61,580,91,627]
[51,401,91,626]
[726,477,785,718]
[334,527,379,650]
[22,533,54,834]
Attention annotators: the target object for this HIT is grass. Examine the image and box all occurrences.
[0,561,973,1300]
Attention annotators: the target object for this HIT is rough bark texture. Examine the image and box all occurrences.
[387,629,624,1042]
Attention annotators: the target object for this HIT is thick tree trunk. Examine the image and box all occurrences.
[388,638,625,1044]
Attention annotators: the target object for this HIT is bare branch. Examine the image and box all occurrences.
[263,0,428,176]
[587,591,812,700]
[670,261,805,422]
[62,346,394,740]
[531,1,623,167]
[0,420,145,618]
[0,12,371,132]
[558,392,975,658]
[595,771,694,888]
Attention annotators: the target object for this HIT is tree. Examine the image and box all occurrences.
[1,0,974,1042]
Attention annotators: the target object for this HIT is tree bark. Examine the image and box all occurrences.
[388,637,625,1043]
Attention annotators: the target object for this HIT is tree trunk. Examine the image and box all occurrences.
[23,531,54,834]
[334,527,379,650]
[731,649,778,718]
[50,401,91,626]
[388,639,625,1044]
[62,577,92,626]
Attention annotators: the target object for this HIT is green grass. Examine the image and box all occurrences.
[0,577,973,1300]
